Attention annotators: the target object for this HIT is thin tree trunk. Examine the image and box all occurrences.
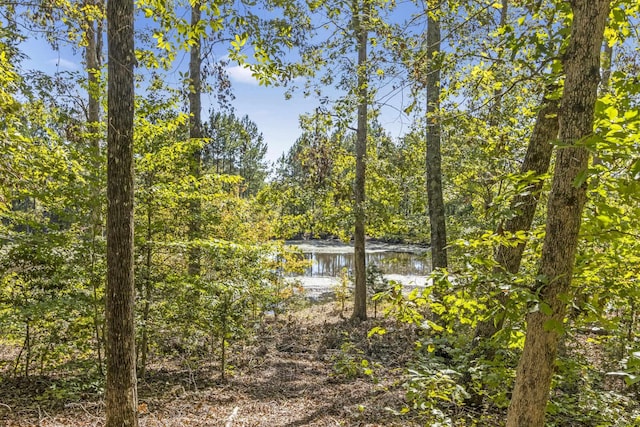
[138,203,153,380]
[472,87,559,344]
[188,2,203,277]
[220,315,227,381]
[562,37,615,341]
[505,2,610,425]
[105,0,138,423]
[24,321,30,378]
[425,2,447,270]
[352,0,368,322]
[85,0,104,376]
[90,258,103,375]
[13,322,26,377]
[86,2,100,135]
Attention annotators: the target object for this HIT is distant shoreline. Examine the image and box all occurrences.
[285,239,429,255]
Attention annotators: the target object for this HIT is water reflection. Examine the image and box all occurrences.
[301,250,429,277]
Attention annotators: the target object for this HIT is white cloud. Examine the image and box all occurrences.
[48,58,79,71]
[226,64,260,85]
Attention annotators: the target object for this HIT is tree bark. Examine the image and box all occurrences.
[505,2,610,426]
[425,2,447,270]
[188,2,203,277]
[138,201,153,380]
[105,0,138,424]
[85,0,104,376]
[351,0,368,321]
[86,3,100,135]
[472,87,559,344]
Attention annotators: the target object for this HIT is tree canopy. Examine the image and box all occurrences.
[0,0,639,425]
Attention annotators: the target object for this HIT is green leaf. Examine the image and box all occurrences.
[539,302,553,316]
[606,372,640,386]
[543,319,564,334]
[596,215,613,226]
[367,326,387,338]
[604,106,619,121]
[427,320,444,332]
[231,33,248,51]
[573,168,589,187]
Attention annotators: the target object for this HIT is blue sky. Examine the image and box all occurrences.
[210,64,410,162]
[21,36,320,163]
[23,38,411,164]
[18,4,416,165]
[210,64,321,163]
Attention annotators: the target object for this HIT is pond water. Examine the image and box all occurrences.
[285,240,432,299]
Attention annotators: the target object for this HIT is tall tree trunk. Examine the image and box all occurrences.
[505,2,610,426]
[351,0,368,321]
[105,0,138,423]
[425,2,447,269]
[85,0,104,376]
[472,87,559,345]
[188,2,203,277]
[561,40,614,341]
[471,0,560,357]
[138,201,153,380]
[86,2,100,135]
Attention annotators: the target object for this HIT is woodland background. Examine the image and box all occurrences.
[1,0,639,425]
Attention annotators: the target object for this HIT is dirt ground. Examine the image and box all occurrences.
[0,303,430,427]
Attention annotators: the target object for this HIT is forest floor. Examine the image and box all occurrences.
[2,301,632,426]
[0,302,448,427]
